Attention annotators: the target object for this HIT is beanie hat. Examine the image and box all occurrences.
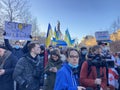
[40,45,45,51]
[81,47,87,51]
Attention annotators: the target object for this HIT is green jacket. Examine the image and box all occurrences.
[44,58,63,90]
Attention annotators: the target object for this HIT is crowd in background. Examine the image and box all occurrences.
[0,34,120,90]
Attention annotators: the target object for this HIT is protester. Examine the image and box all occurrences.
[80,47,88,59]
[39,45,49,67]
[60,48,67,62]
[3,32,31,60]
[114,53,120,69]
[98,41,110,56]
[0,45,17,90]
[54,48,86,90]
[47,45,54,59]
[47,45,54,54]
[78,46,88,76]
[114,53,120,88]
[13,42,43,90]
[80,45,107,90]
[39,45,48,88]
[44,48,63,90]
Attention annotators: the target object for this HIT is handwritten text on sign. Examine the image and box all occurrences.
[5,21,32,40]
[95,31,110,41]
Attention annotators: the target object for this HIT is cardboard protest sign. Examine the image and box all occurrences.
[95,31,110,41]
[5,21,32,40]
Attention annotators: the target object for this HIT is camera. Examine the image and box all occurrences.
[87,54,114,68]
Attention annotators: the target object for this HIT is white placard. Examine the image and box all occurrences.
[95,31,110,41]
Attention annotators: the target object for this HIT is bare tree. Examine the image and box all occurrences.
[116,16,120,29]
[110,17,120,33]
[0,0,31,27]
[112,21,118,32]
[31,17,41,36]
[0,0,43,37]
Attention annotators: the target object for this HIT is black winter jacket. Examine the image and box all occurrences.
[0,52,17,90]
[13,54,43,90]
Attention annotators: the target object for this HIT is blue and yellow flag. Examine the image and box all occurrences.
[46,23,53,47]
[64,29,75,47]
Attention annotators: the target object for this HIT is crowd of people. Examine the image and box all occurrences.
[0,35,120,90]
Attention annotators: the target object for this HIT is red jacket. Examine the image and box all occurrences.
[80,61,107,90]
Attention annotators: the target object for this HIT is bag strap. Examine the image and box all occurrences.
[87,60,92,76]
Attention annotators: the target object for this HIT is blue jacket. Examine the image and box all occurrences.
[54,63,79,90]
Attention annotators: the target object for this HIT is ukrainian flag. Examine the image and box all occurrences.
[64,29,75,47]
[64,29,71,46]
[45,23,53,47]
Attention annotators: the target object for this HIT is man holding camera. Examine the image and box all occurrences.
[80,45,107,90]
[13,42,43,90]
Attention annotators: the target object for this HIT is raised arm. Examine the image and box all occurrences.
[4,39,13,51]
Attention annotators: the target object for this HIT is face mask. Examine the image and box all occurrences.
[68,63,78,68]
[82,50,87,55]
[14,45,20,49]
